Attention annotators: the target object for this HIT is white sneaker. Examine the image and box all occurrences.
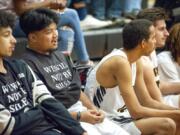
[80,15,113,31]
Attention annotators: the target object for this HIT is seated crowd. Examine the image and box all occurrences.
[0,0,180,135]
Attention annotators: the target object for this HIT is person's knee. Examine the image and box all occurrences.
[58,26,74,40]
[58,26,74,52]
[160,118,176,134]
[65,8,79,19]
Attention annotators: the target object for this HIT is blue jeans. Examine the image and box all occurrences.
[58,27,74,54]
[91,0,121,20]
[123,0,142,13]
[13,8,89,62]
[58,8,89,62]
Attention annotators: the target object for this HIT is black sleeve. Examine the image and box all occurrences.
[12,106,46,135]
[0,104,46,135]
[40,98,86,135]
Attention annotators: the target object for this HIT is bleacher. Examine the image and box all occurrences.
[73,27,123,60]
[12,0,150,60]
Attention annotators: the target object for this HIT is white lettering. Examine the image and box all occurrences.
[55,80,71,89]
[2,86,9,94]
[7,92,22,103]
[43,63,68,73]
[51,73,63,82]
[62,70,71,78]
[9,97,30,113]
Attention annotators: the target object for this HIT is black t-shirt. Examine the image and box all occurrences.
[0,61,32,115]
[0,59,55,135]
[22,49,81,108]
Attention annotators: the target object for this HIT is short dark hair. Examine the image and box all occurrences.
[0,10,16,29]
[19,8,59,36]
[122,19,153,50]
[137,7,168,25]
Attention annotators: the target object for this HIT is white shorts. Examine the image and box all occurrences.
[68,101,129,135]
[107,110,141,135]
[122,122,141,135]
[81,118,129,135]
[163,95,179,108]
[112,118,141,135]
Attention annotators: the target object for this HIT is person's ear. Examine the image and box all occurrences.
[141,39,146,49]
[29,33,37,42]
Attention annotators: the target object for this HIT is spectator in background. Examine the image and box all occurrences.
[68,0,87,20]
[91,0,142,21]
[158,23,180,89]
[123,0,142,19]
[0,0,93,66]
[68,0,113,31]
[91,0,121,20]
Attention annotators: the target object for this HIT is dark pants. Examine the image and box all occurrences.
[40,129,65,135]
[68,0,88,20]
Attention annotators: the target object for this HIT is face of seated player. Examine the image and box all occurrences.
[0,27,16,58]
[29,23,58,55]
[154,19,169,48]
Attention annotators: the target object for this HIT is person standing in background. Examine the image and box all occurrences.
[0,0,94,66]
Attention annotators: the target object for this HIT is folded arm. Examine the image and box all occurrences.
[0,104,46,135]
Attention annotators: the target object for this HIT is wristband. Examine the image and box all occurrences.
[76,111,81,121]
